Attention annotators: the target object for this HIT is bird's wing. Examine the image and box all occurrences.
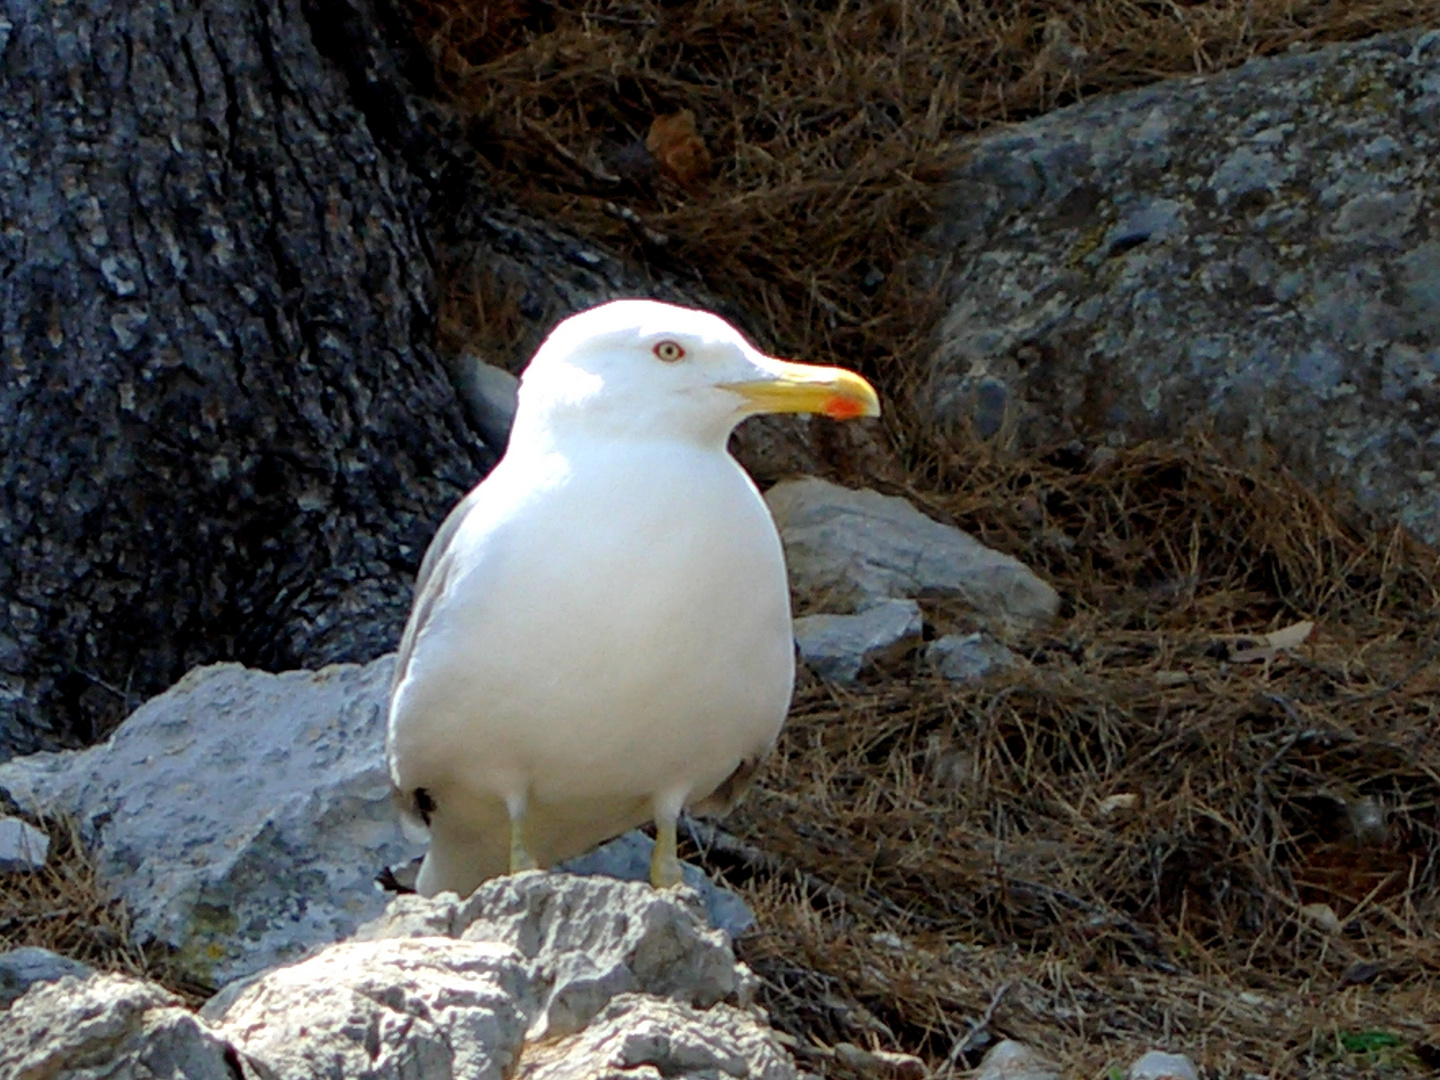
[390,485,484,698]
[387,485,482,812]
[688,745,773,817]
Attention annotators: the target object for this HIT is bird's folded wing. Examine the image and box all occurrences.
[390,486,483,698]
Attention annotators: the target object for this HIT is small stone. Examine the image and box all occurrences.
[925,632,1016,682]
[0,947,93,1008]
[1128,1049,1200,1080]
[794,599,923,682]
[975,1039,1061,1080]
[1298,902,1341,933]
[453,352,520,452]
[0,816,48,871]
[1346,796,1388,846]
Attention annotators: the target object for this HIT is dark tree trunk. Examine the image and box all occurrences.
[0,0,493,754]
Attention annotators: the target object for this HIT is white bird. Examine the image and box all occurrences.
[386,299,879,897]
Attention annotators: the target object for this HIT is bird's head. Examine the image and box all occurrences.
[511,299,880,448]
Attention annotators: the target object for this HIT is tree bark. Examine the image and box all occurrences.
[0,0,490,753]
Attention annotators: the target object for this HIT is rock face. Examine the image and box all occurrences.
[211,937,530,1080]
[924,29,1440,542]
[0,657,421,986]
[358,872,746,1041]
[767,476,1059,627]
[0,973,242,1080]
[0,876,798,1080]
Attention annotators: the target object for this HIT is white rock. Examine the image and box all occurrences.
[518,993,798,1080]
[361,872,745,1041]
[0,946,93,1007]
[1129,1049,1201,1080]
[454,351,521,451]
[0,657,423,986]
[794,599,923,682]
[211,937,530,1080]
[925,632,1017,682]
[0,815,49,871]
[0,973,242,1078]
[974,1039,1061,1080]
[766,477,1058,629]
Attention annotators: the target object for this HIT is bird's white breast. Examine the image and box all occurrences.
[388,436,795,810]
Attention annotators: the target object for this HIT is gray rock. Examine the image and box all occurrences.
[766,477,1059,629]
[0,657,423,986]
[515,993,798,1080]
[0,973,244,1080]
[794,599,924,682]
[926,632,1017,682]
[560,830,756,938]
[973,1039,1062,1080]
[453,351,521,452]
[360,871,745,1040]
[209,937,530,1080]
[924,28,1440,544]
[1129,1050,1201,1080]
[382,833,760,940]
[0,946,93,1008]
[0,815,48,871]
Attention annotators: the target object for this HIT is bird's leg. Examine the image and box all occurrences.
[650,816,683,889]
[650,790,687,889]
[505,791,538,874]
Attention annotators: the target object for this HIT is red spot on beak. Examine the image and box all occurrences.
[824,396,867,421]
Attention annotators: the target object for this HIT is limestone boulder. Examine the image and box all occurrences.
[923,29,1440,542]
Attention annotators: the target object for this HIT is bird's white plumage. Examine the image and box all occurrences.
[386,299,877,897]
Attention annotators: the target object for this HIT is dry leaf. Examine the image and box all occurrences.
[1226,619,1315,663]
[646,110,712,187]
[1096,792,1139,818]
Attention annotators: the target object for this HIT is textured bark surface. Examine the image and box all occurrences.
[0,0,490,754]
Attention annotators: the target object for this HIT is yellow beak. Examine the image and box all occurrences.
[721,360,880,421]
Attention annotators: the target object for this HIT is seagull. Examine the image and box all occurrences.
[387,299,879,896]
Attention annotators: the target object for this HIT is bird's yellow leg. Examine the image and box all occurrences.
[650,816,684,889]
[506,792,538,874]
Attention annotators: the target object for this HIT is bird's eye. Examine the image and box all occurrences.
[653,340,685,363]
